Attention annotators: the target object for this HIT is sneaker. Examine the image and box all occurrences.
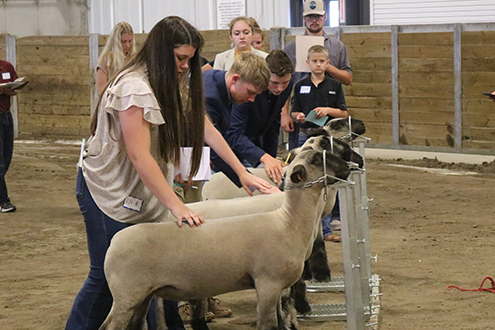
[178,302,215,323]
[207,297,233,318]
[1,202,16,213]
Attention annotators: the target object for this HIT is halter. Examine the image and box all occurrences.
[284,150,354,201]
[337,115,371,142]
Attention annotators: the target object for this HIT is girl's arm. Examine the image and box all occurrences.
[120,106,204,228]
[204,115,274,196]
[96,68,108,96]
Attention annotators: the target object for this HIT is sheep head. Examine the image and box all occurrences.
[288,149,350,188]
[307,117,366,142]
[288,136,364,168]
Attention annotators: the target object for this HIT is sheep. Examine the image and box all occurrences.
[199,137,364,316]
[202,136,363,200]
[99,149,351,330]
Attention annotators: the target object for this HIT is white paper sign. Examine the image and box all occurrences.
[174,147,212,181]
[295,35,325,72]
[217,0,246,30]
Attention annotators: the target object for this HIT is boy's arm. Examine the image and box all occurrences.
[290,88,306,123]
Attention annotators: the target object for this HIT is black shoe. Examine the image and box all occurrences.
[2,202,16,213]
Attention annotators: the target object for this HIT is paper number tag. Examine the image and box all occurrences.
[123,195,143,213]
[300,85,311,94]
[2,72,11,80]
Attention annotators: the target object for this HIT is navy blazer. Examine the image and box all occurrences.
[203,69,244,187]
[225,80,293,167]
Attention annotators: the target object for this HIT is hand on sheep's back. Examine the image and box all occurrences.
[239,171,276,196]
[170,202,205,228]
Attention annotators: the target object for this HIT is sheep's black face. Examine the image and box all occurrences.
[308,150,351,183]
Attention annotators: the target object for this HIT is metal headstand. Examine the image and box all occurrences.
[299,129,381,330]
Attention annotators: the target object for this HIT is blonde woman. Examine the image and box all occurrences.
[96,22,135,95]
[213,16,267,71]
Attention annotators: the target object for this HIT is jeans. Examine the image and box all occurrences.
[289,122,300,150]
[322,193,340,237]
[0,111,14,204]
[66,169,184,330]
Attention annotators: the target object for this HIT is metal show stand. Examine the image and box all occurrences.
[298,139,381,330]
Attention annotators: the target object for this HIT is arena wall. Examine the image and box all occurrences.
[4,23,495,153]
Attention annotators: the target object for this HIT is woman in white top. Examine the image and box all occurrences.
[213,16,267,71]
[65,16,272,330]
[96,22,135,95]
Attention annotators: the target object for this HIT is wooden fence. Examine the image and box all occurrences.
[4,23,495,153]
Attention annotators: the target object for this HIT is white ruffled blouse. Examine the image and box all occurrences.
[82,67,174,224]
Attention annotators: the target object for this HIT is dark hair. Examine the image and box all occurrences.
[91,16,205,177]
[266,49,294,77]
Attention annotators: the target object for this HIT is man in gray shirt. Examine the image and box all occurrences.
[283,0,353,242]
[282,0,353,140]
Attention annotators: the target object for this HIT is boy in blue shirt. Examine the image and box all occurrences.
[291,45,347,147]
[291,44,347,242]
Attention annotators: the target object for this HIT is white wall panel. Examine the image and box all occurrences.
[371,0,495,25]
[88,0,290,34]
[0,0,86,37]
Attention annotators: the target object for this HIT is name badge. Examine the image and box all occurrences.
[329,91,336,95]
[300,86,311,94]
[123,195,143,213]
[2,72,11,80]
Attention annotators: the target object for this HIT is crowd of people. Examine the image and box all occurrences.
[0,1,356,329]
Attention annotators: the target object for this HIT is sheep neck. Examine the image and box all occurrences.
[279,181,327,245]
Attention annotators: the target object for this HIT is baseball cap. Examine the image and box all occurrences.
[303,0,326,17]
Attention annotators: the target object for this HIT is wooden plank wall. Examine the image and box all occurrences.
[341,32,392,144]
[461,31,495,150]
[397,32,455,148]
[15,36,91,138]
[7,28,495,152]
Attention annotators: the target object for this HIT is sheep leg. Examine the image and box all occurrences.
[277,288,298,330]
[99,280,153,330]
[189,299,209,330]
[98,304,137,330]
[255,282,283,330]
[291,277,311,315]
[306,233,331,282]
[127,294,154,330]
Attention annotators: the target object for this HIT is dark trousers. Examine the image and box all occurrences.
[66,170,184,330]
[0,111,14,204]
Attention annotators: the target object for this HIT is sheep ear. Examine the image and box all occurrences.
[290,165,306,183]
[307,127,328,138]
[319,136,331,151]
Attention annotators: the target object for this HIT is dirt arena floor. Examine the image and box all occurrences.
[1,140,495,330]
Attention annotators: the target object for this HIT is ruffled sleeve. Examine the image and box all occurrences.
[103,69,165,125]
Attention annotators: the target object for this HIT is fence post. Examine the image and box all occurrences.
[453,23,462,150]
[269,26,285,50]
[391,25,399,146]
[5,35,18,139]
[89,33,99,117]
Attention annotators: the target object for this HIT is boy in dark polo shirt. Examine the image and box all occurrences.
[291,44,347,242]
[291,45,347,147]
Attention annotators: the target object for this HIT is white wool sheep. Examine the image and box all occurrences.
[99,150,351,330]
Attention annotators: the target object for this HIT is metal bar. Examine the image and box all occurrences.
[269,26,285,51]
[453,23,462,150]
[391,25,399,146]
[340,183,366,330]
